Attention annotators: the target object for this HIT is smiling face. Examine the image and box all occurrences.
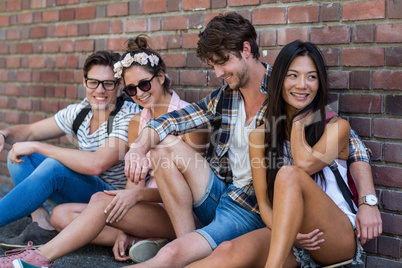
[84,65,119,111]
[123,66,167,109]
[282,55,319,113]
[209,53,249,90]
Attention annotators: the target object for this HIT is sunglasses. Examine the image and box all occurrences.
[85,78,119,91]
[123,74,156,96]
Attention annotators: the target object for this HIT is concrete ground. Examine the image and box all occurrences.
[0,183,134,267]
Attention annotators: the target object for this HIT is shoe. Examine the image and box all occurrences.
[129,238,170,263]
[0,242,51,268]
[12,259,47,268]
[0,223,58,250]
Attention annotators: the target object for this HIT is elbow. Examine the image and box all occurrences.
[293,159,315,175]
[86,163,109,176]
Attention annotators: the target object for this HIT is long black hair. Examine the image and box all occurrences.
[264,40,329,205]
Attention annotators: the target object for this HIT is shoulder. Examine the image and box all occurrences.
[249,124,266,144]
[325,116,351,135]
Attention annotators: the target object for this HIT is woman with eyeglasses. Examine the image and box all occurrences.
[0,51,141,253]
[1,35,208,268]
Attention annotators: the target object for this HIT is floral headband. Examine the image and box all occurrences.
[113,52,160,79]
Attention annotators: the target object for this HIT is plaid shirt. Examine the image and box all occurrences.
[147,62,372,214]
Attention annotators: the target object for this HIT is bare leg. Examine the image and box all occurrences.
[151,136,210,237]
[186,228,298,268]
[31,207,54,230]
[51,203,119,246]
[37,192,175,261]
[266,166,356,267]
[124,232,212,268]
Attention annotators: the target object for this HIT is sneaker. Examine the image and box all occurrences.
[12,259,47,268]
[0,223,58,250]
[129,238,170,263]
[0,242,52,268]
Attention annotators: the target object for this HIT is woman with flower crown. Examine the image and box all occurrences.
[0,35,208,268]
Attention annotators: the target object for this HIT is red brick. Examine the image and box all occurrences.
[182,33,198,49]
[278,28,308,45]
[320,3,340,22]
[205,12,221,26]
[384,143,402,164]
[386,95,402,115]
[261,49,280,67]
[288,5,319,23]
[43,10,59,22]
[16,98,32,111]
[66,55,78,68]
[374,118,402,139]
[7,0,22,11]
[107,2,129,17]
[55,56,66,68]
[349,71,370,90]
[163,53,186,68]
[166,70,178,86]
[185,89,200,103]
[311,26,350,44]
[0,16,8,26]
[31,0,46,9]
[373,71,402,90]
[18,13,33,24]
[386,47,402,67]
[17,71,32,82]
[341,47,384,67]
[253,8,286,25]
[352,24,374,43]
[208,71,223,88]
[180,70,207,86]
[340,95,382,114]
[162,15,188,30]
[30,26,47,39]
[257,30,276,49]
[379,236,401,259]
[29,56,45,68]
[56,24,66,37]
[6,57,20,68]
[41,99,59,113]
[142,0,167,14]
[382,190,402,211]
[60,40,74,52]
[328,70,349,89]
[376,23,402,43]
[5,111,20,124]
[343,0,385,21]
[168,34,181,49]
[364,141,382,161]
[182,0,210,10]
[7,29,21,40]
[123,19,147,33]
[78,23,90,36]
[55,85,65,98]
[189,13,203,29]
[321,48,340,67]
[5,85,19,96]
[111,20,122,34]
[60,8,75,21]
[107,37,127,51]
[348,117,372,137]
[168,0,180,12]
[76,6,95,20]
[149,35,167,50]
[67,24,78,36]
[65,85,77,99]
[89,21,109,35]
[40,71,59,83]
[389,0,402,19]
[75,40,94,52]
[186,53,201,68]
[149,17,161,32]
[43,41,59,53]
[373,165,402,188]
[380,212,402,235]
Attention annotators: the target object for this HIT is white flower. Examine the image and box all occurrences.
[121,53,134,67]
[149,54,159,67]
[113,61,123,78]
[134,52,149,65]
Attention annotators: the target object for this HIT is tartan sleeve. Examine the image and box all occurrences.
[348,128,372,166]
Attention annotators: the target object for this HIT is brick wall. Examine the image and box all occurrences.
[0,0,401,266]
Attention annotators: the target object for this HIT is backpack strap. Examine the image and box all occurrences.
[325,111,357,214]
[206,96,224,161]
[72,95,127,136]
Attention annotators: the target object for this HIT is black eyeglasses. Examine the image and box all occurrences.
[123,74,156,96]
[85,78,119,91]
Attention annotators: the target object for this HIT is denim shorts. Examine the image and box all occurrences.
[192,169,266,249]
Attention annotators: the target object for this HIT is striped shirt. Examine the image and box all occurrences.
[147,62,372,213]
[54,98,141,189]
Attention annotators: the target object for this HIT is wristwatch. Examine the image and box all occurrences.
[359,194,378,207]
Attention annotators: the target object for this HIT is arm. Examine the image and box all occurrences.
[9,137,128,175]
[0,117,65,152]
[348,131,382,244]
[249,126,273,228]
[291,116,351,175]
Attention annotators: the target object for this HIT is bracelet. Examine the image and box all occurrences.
[0,131,6,141]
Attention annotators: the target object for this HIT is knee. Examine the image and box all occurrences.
[211,241,237,263]
[275,165,304,189]
[150,135,181,158]
[152,242,181,265]
[89,191,110,207]
[50,205,75,231]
